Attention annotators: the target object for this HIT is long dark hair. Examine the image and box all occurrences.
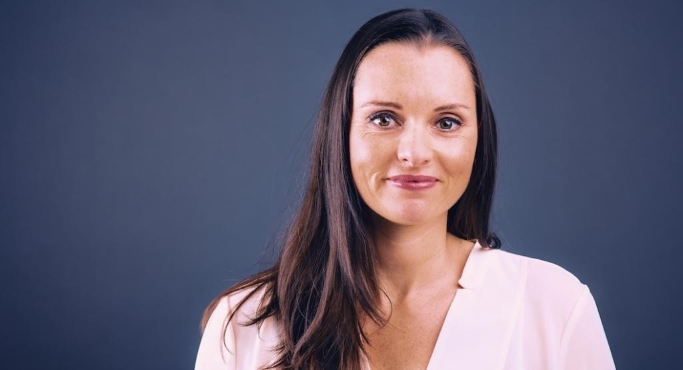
[202,8,500,369]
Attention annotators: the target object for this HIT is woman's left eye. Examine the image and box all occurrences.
[436,117,462,131]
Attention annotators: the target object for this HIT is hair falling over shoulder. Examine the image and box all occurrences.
[201,8,501,370]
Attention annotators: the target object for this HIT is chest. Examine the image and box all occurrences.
[363,289,458,370]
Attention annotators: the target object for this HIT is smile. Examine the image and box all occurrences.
[388,175,438,190]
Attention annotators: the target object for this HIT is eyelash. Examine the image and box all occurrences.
[368,112,463,131]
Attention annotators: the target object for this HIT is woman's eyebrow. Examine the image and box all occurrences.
[434,103,471,111]
[359,100,402,109]
[359,100,471,111]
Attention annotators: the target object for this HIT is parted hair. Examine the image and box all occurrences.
[201,8,500,369]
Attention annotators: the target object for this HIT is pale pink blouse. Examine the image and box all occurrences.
[195,243,616,369]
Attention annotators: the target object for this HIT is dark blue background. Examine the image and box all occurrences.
[2,1,681,369]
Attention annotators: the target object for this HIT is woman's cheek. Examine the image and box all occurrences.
[352,134,391,195]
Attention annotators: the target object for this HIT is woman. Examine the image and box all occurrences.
[195,8,615,370]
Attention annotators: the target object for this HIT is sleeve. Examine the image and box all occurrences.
[194,297,236,370]
[558,285,616,370]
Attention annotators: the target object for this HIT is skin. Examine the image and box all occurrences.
[349,41,478,370]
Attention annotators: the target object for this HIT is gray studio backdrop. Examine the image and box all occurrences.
[1,1,681,369]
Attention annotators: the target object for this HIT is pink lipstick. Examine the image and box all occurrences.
[388,175,438,190]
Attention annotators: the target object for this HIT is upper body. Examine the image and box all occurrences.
[195,242,615,370]
[197,8,615,370]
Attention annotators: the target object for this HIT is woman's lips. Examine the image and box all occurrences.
[388,175,438,190]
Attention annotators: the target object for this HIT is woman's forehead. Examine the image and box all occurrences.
[353,42,476,110]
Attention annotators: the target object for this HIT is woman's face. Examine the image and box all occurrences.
[349,42,478,227]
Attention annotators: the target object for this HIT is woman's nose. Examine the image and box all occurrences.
[397,123,432,166]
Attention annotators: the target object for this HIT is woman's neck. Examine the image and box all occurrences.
[371,215,472,301]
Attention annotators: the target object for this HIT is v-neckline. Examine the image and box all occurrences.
[362,240,491,370]
[425,240,486,369]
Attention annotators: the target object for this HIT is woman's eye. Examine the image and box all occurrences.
[436,117,461,131]
[370,113,396,127]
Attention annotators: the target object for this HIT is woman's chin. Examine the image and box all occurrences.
[372,204,445,227]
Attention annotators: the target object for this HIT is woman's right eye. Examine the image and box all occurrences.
[369,113,396,127]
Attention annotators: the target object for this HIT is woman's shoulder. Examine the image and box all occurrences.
[209,283,272,326]
[496,248,583,286]
[486,245,581,282]
[196,284,280,369]
[484,247,615,368]
[492,247,588,314]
